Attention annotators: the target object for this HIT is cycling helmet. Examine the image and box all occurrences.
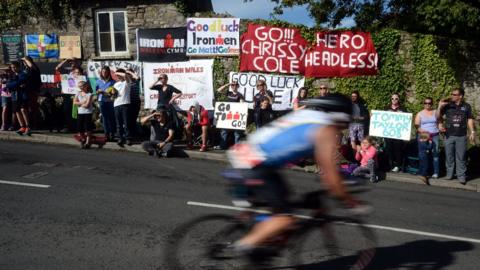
[299,93,353,123]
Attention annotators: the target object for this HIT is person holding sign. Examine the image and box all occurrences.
[437,88,476,184]
[73,81,94,149]
[414,97,440,184]
[384,93,407,172]
[215,80,245,150]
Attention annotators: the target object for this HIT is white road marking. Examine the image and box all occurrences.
[187,201,480,244]
[0,179,50,188]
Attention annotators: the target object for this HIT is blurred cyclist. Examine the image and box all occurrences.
[226,93,368,254]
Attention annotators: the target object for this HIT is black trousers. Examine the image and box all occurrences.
[142,140,174,156]
[385,138,405,168]
[114,104,130,140]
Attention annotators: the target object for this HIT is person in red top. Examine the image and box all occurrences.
[352,136,378,183]
[185,101,210,151]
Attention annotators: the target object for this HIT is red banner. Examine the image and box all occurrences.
[240,24,308,74]
[303,31,378,77]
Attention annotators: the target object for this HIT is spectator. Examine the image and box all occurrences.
[257,98,274,128]
[126,68,141,137]
[384,93,407,172]
[73,81,94,149]
[216,80,245,150]
[55,58,82,76]
[253,79,273,129]
[1,72,13,131]
[316,84,330,97]
[352,136,378,183]
[96,66,116,141]
[39,92,62,133]
[149,73,182,110]
[350,90,369,149]
[293,87,308,110]
[140,109,175,158]
[6,61,31,135]
[185,101,210,152]
[437,88,476,184]
[415,97,440,184]
[22,56,42,129]
[113,69,131,146]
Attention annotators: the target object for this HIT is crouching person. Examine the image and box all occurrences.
[352,136,379,183]
[141,108,174,158]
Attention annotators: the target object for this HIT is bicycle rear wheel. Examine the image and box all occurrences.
[164,214,251,270]
[291,217,376,270]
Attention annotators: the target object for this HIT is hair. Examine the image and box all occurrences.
[352,90,360,97]
[100,66,112,81]
[362,136,374,144]
[160,73,168,80]
[72,66,84,74]
[297,87,308,100]
[453,87,465,96]
[257,79,266,86]
[116,68,126,73]
[77,81,92,93]
[10,61,21,69]
[424,96,433,103]
[23,56,39,71]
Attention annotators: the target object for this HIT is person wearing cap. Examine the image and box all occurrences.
[140,108,175,158]
[185,101,210,152]
[113,68,131,146]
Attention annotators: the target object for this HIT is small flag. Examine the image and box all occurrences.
[26,34,59,58]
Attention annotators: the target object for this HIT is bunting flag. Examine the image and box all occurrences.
[25,34,59,58]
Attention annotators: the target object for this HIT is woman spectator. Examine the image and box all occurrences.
[95,66,116,141]
[384,93,407,172]
[350,90,369,149]
[149,73,182,110]
[352,136,378,183]
[126,68,141,137]
[185,101,209,152]
[415,97,440,184]
[1,72,13,131]
[215,80,245,150]
[257,98,274,128]
[73,81,94,149]
[113,69,131,146]
[293,87,308,110]
[6,61,31,135]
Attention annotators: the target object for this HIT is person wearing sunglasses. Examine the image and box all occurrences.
[414,97,440,185]
[384,93,407,173]
[437,88,476,185]
[215,80,245,150]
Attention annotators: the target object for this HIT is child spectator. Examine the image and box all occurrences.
[352,136,379,183]
[257,99,274,128]
[293,87,308,110]
[73,81,94,149]
[140,109,175,158]
[1,72,13,131]
[185,101,210,152]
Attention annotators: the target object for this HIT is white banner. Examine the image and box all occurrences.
[87,61,142,93]
[186,18,240,56]
[143,59,214,111]
[61,74,86,95]
[369,110,412,141]
[229,72,305,111]
[214,102,249,130]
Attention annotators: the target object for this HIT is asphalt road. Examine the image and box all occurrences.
[0,141,479,269]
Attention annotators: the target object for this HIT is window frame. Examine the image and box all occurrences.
[95,8,129,57]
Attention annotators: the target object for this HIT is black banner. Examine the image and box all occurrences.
[2,34,24,63]
[137,27,187,62]
[37,62,61,95]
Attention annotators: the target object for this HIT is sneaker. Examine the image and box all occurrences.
[391,167,400,173]
[16,127,26,135]
[117,139,124,147]
[431,174,439,179]
[126,139,132,146]
[459,178,467,185]
[8,126,15,131]
[200,145,207,152]
[445,174,454,180]
[186,143,194,150]
[24,128,31,136]
[369,175,379,183]
[419,176,430,185]
[0,125,6,131]
[213,145,223,150]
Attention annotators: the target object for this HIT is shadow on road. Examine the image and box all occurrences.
[298,239,474,270]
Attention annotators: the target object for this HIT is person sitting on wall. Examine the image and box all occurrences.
[140,108,175,158]
[185,101,210,152]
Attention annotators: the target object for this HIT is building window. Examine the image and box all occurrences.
[95,9,129,56]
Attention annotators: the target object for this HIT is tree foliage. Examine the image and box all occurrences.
[265,0,480,40]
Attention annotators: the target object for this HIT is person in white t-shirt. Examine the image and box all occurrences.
[73,81,94,148]
[113,68,131,146]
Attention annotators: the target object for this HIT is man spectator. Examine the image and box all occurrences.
[215,80,244,150]
[185,101,210,152]
[6,61,31,135]
[437,88,476,184]
[316,84,330,97]
[253,79,273,129]
[350,90,369,149]
[140,109,175,158]
[126,68,141,137]
[113,69,131,146]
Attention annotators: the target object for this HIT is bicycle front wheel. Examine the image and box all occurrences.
[164,214,251,270]
[291,217,376,270]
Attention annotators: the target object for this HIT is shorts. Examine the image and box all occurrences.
[1,96,11,108]
[349,123,365,143]
[77,113,94,133]
[226,167,292,214]
[12,90,29,111]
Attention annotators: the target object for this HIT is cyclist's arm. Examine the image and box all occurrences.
[314,126,356,206]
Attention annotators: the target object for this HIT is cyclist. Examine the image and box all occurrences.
[226,93,368,254]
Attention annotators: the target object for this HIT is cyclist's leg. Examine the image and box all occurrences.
[236,167,296,248]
